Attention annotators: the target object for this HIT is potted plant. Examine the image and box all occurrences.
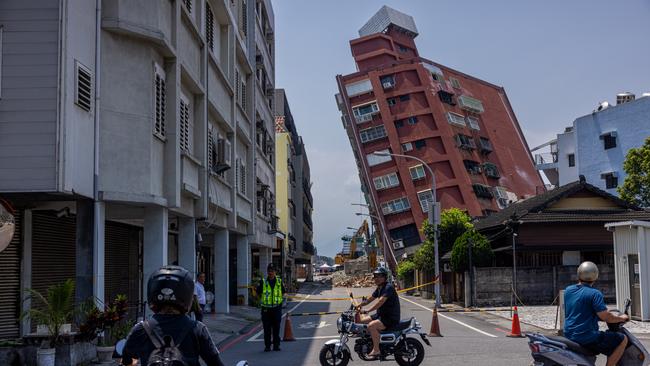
[21,279,75,366]
[78,294,128,363]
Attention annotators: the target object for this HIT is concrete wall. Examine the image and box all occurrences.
[557,129,578,186]
[473,265,615,306]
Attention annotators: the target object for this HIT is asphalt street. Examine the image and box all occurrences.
[217,282,648,366]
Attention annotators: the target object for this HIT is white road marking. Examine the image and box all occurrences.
[399,296,498,338]
[298,321,330,329]
[248,335,340,342]
[247,288,318,342]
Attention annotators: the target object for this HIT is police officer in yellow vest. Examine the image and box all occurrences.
[257,263,286,352]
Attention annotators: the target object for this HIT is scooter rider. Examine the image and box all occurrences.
[356,267,400,360]
[121,265,225,366]
[564,261,629,366]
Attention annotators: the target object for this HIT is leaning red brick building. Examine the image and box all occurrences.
[335,6,544,266]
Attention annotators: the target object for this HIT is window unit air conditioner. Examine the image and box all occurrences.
[382,81,394,89]
[393,240,405,249]
[215,138,232,173]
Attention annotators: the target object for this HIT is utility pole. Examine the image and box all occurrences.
[468,236,473,307]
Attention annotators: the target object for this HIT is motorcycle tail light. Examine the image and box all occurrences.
[529,343,540,353]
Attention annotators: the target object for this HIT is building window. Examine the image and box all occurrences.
[380,75,395,89]
[399,94,410,102]
[414,139,426,149]
[455,134,476,150]
[472,184,493,199]
[353,101,379,123]
[446,112,466,127]
[367,149,391,166]
[154,64,166,138]
[401,142,413,152]
[381,197,411,215]
[359,125,387,143]
[409,165,426,180]
[466,116,480,130]
[183,0,192,13]
[450,77,461,89]
[438,90,454,106]
[464,160,482,175]
[407,116,418,125]
[568,153,575,167]
[395,120,404,128]
[479,137,493,154]
[387,98,396,106]
[417,190,434,213]
[75,61,92,112]
[602,132,617,150]
[398,45,408,53]
[237,158,247,195]
[602,172,618,189]
[179,94,192,153]
[206,3,215,52]
[483,162,500,179]
[373,172,399,190]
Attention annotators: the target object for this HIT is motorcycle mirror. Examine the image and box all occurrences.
[235,361,248,366]
[115,339,126,356]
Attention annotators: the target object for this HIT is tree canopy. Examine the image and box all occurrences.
[414,208,474,272]
[619,137,650,207]
[450,229,494,272]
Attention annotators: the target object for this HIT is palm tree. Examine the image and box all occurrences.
[22,279,75,348]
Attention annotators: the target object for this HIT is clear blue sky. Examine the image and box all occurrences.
[271,0,650,258]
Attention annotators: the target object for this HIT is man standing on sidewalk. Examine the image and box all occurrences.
[257,263,285,352]
[194,272,207,322]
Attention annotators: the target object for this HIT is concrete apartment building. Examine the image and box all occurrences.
[0,0,276,338]
[533,93,650,195]
[335,6,543,267]
[274,90,314,286]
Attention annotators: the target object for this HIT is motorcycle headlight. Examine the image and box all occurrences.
[337,317,343,332]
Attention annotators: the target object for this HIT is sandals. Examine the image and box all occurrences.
[366,353,381,360]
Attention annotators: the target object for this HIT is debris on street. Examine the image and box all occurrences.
[332,271,375,288]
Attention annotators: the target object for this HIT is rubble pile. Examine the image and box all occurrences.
[332,271,375,288]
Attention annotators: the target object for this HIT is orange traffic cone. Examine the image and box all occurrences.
[429,307,442,337]
[506,306,524,337]
[283,312,296,341]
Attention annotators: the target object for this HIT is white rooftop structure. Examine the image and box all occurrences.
[358,5,418,38]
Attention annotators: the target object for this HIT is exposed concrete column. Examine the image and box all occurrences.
[178,218,196,278]
[93,202,105,307]
[143,206,168,317]
[76,200,95,305]
[214,229,229,313]
[237,235,250,304]
[20,209,32,336]
[259,247,271,274]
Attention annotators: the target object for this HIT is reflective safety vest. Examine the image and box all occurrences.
[261,278,283,308]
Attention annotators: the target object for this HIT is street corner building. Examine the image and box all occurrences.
[0,0,279,340]
[334,5,544,267]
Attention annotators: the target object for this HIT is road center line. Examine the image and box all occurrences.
[247,287,318,342]
[399,296,498,338]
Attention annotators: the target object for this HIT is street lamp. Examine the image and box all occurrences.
[372,151,442,308]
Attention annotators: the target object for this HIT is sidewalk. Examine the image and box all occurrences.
[203,306,262,346]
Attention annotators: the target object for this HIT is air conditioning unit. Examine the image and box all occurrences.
[217,138,232,169]
[392,240,405,249]
[356,113,374,123]
[382,81,394,89]
[402,143,413,152]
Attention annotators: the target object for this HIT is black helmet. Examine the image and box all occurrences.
[267,263,276,272]
[373,267,388,277]
[147,265,194,313]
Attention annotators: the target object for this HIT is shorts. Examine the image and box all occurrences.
[583,331,626,356]
[370,313,398,329]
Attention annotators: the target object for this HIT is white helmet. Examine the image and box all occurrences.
[577,261,599,282]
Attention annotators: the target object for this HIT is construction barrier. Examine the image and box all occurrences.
[285,278,440,301]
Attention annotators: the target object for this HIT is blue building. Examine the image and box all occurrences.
[532,93,650,195]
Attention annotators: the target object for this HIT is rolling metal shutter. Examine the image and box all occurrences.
[105,222,141,318]
[0,211,21,339]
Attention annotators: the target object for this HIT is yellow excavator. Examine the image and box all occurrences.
[334,220,377,269]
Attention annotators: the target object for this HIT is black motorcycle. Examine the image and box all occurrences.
[319,304,431,366]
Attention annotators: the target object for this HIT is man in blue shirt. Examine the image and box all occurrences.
[564,261,629,366]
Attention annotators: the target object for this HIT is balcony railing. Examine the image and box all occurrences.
[303,210,313,230]
[534,153,558,165]
[267,215,278,234]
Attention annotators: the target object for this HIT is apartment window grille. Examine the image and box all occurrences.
[373,172,399,190]
[455,134,476,150]
[602,132,617,150]
[417,190,434,213]
[464,160,482,175]
[601,172,618,189]
[208,126,215,171]
[387,98,396,107]
[179,95,191,153]
[359,125,387,143]
[450,77,461,89]
[568,153,575,167]
[183,0,192,13]
[438,90,454,106]
[206,3,215,52]
[414,140,426,149]
[237,158,247,195]
[407,116,418,125]
[399,94,410,102]
[466,116,480,130]
[235,69,240,104]
[240,0,248,37]
[367,149,391,166]
[402,142,413,152]
[483,162,500,179]
[353,102,379,123]
[409,165,426,180]
[446,112,466,127]
[479,137,493,154]
[153,64,166,138]
[472,184,494,199]
[241,77,247,110]
[381,197,410,215]
[75,61,92,112]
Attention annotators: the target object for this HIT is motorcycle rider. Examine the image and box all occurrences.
[121,265,225,366]
[356,267,400,360]
[564,261,629,366]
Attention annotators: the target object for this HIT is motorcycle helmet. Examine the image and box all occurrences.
[373,267,389,278]
[147,265,195,313]
[577,261,599,283]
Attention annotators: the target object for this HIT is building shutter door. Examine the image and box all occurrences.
[0,211,21,338]
[105,222,142,318]
[32,212,76,304]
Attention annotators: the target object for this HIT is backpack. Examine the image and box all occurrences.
[142,319,196,366]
